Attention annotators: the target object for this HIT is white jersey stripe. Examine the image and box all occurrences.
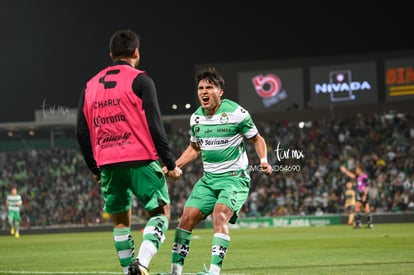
[203,151,249,173]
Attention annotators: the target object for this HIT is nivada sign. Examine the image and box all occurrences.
[314,70,371,102]
[309,62,378,108]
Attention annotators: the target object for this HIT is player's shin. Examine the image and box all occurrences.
[137,215,169,268]
[348,213,354,225]
[355,212,362,227]
[208,233,230,274]
[171,227,192,275]
[8,217,14,234]
[367,213,373,226]
[113,227,135,275]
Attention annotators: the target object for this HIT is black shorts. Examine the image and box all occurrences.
[356,192,369,205]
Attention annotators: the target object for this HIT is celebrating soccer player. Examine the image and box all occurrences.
[165,67,272,275]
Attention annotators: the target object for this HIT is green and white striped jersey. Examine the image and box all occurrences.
[7,194,22,212]
[190,99,258,174]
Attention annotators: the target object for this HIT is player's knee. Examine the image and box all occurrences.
[178,208,204,230]
[212,207,233,224]
[149,205,171,221]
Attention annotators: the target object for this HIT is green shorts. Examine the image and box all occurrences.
[184,170,250,224]
[8,210,21,222]
[100,161,170,214]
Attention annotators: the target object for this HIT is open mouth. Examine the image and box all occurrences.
[201,96,209,103]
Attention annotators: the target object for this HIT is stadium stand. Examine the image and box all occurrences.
[0,111,413,231]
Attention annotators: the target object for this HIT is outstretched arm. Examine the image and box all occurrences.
[162,142,200,177]
[340,166,356,179]
[176,142,201,169]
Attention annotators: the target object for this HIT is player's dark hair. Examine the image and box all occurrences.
[109,29,140,59]
[195,67,225,90]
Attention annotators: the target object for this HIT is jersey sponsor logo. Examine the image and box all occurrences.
[198,138,229,147]
[97,132,132,148]
[217,128,231,133]
[93,114,126,127]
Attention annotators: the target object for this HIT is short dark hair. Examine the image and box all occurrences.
[109,29,140,59]
[195,67,225,90]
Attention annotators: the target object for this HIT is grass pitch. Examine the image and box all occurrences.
[0,223,413,275]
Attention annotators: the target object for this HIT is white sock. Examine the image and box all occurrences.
[209,264,221,275]
[172,263,183,275]
[137,240,157,268]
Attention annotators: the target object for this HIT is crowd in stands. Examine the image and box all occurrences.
[0,112,413,230]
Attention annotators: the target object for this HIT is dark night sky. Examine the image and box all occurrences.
[0,0,412,123]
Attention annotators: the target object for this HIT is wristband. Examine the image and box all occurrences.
[260,158,268,164]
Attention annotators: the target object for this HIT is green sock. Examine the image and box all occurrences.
[142,215,169,249]
[172,228,192,269]
[113,227,135,270]
[210,233,230,270]
[8,217,14,228]
[137,215,169,268]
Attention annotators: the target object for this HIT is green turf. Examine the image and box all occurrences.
[0,223,413,275]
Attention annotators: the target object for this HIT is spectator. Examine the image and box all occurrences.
[0,112,413,227]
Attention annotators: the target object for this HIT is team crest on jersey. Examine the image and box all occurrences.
[220,113,229,124]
